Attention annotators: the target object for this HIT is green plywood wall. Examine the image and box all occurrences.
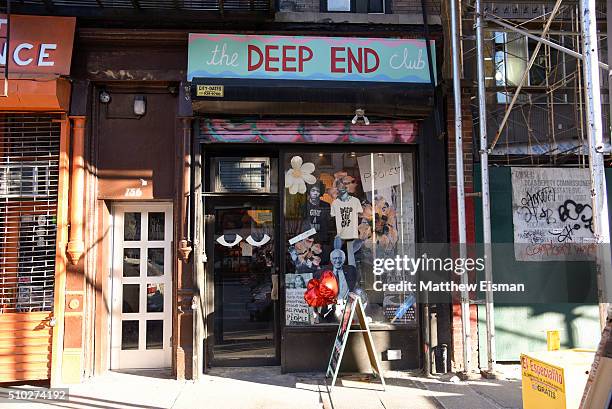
[473,166,604,363]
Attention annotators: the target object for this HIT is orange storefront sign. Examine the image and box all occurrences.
[0,14,75,78]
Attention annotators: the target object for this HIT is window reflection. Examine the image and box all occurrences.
[124,213,141,241]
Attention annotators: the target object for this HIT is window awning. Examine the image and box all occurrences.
[190,78,434,117]
[0,79,70,112]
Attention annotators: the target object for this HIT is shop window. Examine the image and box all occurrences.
[321,0,389,13]
[284,152,416,326]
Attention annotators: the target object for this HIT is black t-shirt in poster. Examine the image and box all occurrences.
[304,200,331,238]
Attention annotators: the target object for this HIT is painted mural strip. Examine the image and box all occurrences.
[200,119,418,144]
[188,34,436,83]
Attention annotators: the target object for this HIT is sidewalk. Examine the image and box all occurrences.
[0,366,523,409]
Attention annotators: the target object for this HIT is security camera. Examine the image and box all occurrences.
[99,90,111,104]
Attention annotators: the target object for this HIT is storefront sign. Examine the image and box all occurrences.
[188,34,435,83]
[511,167,595,261]
[0,14,76,77]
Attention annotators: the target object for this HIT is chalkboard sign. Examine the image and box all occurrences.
[326,292,386,391]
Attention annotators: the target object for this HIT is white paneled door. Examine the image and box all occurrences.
[110,203,172,369]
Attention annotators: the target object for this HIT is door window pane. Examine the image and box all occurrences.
[212,204,275,360]
[147,248,164,276]
[148,212,165,241]
[123,248,140,277]
[121,320,139,350]
[124,212,141,241]
[146,320,164,349]
[122,284,140,313]
[147,283,164,312]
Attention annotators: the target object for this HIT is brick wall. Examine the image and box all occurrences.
[447,94,480,371]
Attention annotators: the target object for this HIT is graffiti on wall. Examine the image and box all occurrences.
[511,167,596,261]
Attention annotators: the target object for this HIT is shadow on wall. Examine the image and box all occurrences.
[477,303,599,362]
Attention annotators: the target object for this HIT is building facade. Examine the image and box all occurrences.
[0,0,469,384]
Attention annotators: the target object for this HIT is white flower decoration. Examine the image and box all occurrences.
[285,156,316,194]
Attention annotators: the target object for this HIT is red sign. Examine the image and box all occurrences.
[0,14,76,77]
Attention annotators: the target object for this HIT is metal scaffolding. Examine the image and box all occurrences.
[463,0,609,165]
[450,0,611,373]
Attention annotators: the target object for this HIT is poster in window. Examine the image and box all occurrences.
[285,273,314,325]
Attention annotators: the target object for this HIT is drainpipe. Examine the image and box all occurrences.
[178,118,193,262]
[67,116,86,265]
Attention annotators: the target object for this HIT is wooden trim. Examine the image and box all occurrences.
[93,201,112,375]
[50,114,71,387]
[0,79,71,112]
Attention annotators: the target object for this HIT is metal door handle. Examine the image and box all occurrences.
[271,274,279,300]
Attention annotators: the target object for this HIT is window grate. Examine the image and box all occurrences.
[0,114,61,313]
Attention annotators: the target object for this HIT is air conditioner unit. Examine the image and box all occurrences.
[212,157,272,193]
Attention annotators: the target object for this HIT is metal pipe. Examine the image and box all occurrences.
[579,0,612,329]
[475,0,496,374]
[450,0,471,373]
[488,0,563,152]
[485,14,610,72]
[607,0,612,145]
[193,130,204,380]
[67,116,87,265]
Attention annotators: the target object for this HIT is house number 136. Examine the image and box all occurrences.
[124,188,142,197]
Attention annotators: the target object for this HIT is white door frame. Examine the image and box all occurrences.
[110,202,173,370]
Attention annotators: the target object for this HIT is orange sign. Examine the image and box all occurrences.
[0,14,75,77]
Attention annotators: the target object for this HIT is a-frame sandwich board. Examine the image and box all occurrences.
[325,292,386,391]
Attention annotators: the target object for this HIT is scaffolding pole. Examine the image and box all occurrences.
[579,0,612,328]
[474,0,496,374]
[450,0,472,373]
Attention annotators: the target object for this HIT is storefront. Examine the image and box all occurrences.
[188,34,448,372]
[0,14,76,384]
[61,27,447,382]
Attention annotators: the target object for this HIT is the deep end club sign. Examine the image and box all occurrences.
[187,34,436,84]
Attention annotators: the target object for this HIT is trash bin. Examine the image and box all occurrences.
[521,349,594,409]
